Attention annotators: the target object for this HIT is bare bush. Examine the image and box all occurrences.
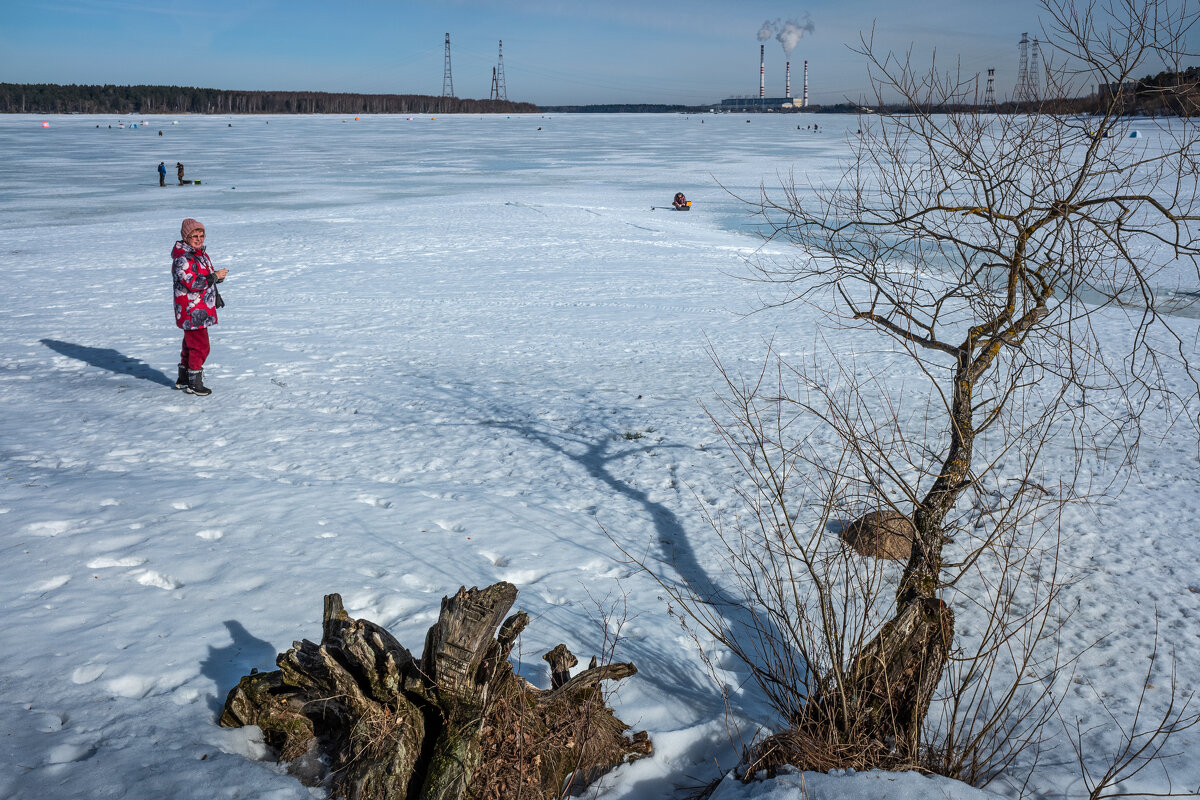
[651,0,1200,788]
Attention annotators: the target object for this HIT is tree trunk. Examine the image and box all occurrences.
[857,352,972,752]
[832,596,954,754]
[901,350,975,606]
[745,596,953,775]
[220,582,650,800]
[749,358,972,775]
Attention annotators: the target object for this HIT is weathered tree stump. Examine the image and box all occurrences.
[220,582,651,800]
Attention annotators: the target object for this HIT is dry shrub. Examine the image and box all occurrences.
[743,726,910,778]
[471,673,651,799]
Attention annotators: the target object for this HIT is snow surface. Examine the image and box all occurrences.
[1,112,1198,800]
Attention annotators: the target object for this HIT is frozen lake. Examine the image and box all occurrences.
[1,112,1198,800]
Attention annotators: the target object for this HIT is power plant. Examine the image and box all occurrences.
[721,19,814,111]
[719,44,811,111]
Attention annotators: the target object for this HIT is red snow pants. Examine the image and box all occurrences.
[180,328,211,371]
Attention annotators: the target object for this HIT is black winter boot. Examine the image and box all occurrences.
[175,365,188,390]
[187,369,212,397]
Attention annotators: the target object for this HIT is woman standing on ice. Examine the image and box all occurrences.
[172,218,226,396]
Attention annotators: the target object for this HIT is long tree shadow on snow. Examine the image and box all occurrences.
[485,415,808,790]
[41,339,174,387]
[486,418,727,609]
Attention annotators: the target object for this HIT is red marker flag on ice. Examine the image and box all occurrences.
[41,121,50,128]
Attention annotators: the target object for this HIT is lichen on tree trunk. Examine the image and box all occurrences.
[219,582,651,800]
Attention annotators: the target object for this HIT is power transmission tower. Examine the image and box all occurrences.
[490,68,499,101]
[1015,32,1036,103]
[495,40,507,101]
[442,33,454,98]
[1030,37,1042,101]
[985,67,996,106]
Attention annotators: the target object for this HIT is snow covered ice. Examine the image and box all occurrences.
[2,112,1198,800]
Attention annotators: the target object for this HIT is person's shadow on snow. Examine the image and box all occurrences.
[40,339,174,387]
[200,620,279,716]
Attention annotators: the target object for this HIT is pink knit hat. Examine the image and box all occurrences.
[180,218,205,239]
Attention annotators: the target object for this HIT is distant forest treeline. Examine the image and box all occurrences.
[2,68,1195,115]
[539,103,706,113]
[0,84,539,115]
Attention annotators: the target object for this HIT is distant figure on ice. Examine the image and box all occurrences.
[673,192,691,211]
[158,162,166,186]
[172,218,227,396]
[176,162,186,185]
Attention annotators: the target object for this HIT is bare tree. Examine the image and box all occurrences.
[662,0,1200,779]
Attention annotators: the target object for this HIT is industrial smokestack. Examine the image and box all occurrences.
[803,60,809,107]
[760,44,765,98]
[786,61,791,99]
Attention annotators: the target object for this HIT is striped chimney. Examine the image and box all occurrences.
[760,45,765,98]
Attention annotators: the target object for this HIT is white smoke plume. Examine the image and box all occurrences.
[757,16,815,55]
[776,16,814,55]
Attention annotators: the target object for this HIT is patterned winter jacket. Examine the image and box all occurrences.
[172,241,220,330]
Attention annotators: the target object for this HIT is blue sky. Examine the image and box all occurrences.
[0,0,1181,106]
